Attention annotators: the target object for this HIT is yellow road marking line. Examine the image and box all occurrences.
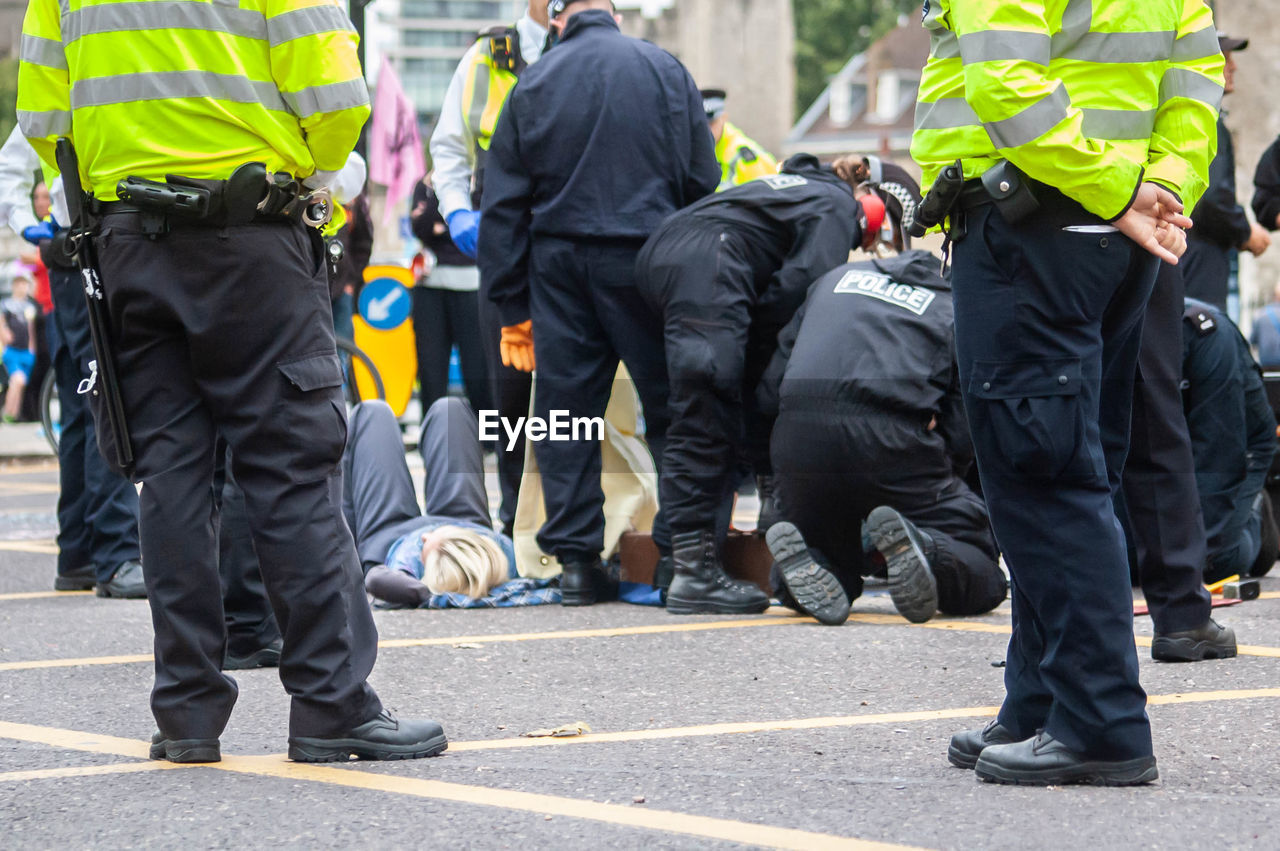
[379,616,815,649]
[0,462,59,476]
[0,761,182,782]
[0,540,59,555]
[6,610,1280,671]
[0,590,93,601]
[0,483,60,494]
[0,618,814,671]
[449,706,1002,752]
[1259,591,1280,601]
[847,613,1280,659]
[0,721,916,851]
[448,687,1280,753]
[0,653,153,672]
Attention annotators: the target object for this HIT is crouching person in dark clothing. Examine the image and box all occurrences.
[635,153,882,615]
[758,250,1009,625]
[1181,299,1278,583]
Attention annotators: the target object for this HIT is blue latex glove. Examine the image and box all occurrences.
[22,219,57,244]
[446,209,480,258]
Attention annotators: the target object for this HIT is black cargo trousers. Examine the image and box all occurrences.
[96,212,382,740]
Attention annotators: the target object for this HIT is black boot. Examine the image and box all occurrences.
[755,475,782,533]
[560,557,619,606]
[866,506,938,623]
[765,522,849,625]
[666,530,770,615]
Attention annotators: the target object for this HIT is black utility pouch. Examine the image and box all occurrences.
[981,160,1040,224]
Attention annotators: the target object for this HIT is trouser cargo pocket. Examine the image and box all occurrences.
[968,358,1102,483]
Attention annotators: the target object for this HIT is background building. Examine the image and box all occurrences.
[616,0,795,159]
[782,17,925,164]
[371,0,524,129]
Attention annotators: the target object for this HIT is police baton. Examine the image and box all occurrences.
[55,138,135,477]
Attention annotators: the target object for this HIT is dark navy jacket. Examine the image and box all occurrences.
[1253,135,1280,233]
[1182,298,1277,555]
[654,153,861,329]
[478,10,719,326]
[759,250,972,473]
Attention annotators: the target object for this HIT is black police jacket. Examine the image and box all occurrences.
[671,153,862,330]
[1253,135,1280,233]
[759,249,972,474]
[1189,116,1252,250]
[478,10,720,326]
[1182,298,1277,553]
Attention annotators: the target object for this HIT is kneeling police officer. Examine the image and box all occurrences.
[759,250,1008,626]
[635,154,883,615]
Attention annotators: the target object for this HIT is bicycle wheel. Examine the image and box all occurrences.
[40,369,59,453]
[335,337,385,404]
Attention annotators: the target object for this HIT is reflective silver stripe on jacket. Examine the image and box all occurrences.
[1053,30,1175,64]
[20,34,66,70]
[62,1,266,44]
[17,109,72,138]
[984,85,1070,149]
[72,71,287,111]
[914,97,979,131]
[281,79,369,120]
[1080,108,1155,141]
[267,5,355,47]
[958,30,1050,66]
[1159,68,1223,109]
[1170,26,1221,62]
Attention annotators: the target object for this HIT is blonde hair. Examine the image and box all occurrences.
[421,526,508,599]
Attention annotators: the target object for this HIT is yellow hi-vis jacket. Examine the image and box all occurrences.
[910,0,1223,220]
[17,0,369,201]
[714,122,778,191]
[460,28,521,155]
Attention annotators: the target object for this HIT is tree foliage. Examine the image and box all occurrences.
[0,58,17,144]
[794,0,919,119]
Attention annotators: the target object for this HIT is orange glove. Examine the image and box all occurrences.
[500,320,535,373]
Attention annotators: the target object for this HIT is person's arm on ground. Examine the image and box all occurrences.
[364,565,431,608]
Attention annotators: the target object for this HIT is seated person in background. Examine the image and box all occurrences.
[758,249,1008,625]
[1,268,38,423]
[1181,299,1278,582]
[346,397,525,608]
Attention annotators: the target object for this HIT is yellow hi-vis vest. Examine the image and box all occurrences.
[910,0,1223,220]
[460,26,523,155]
[18,0,369,201]
[714,122,778,191]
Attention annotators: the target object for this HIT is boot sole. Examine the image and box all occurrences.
[975,754,1158,786]
[223,647,282,670]
[1151,636,1237,662]
[947,743,981,770]
[866,507,937,624]
[149,738,221,763]
[765,523,849,625]
[95,585,147,599]
[287,732,449,763]
[54,576,97,591]
[665,596,770,615]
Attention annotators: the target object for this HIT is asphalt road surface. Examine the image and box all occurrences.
[1,458,1278,849]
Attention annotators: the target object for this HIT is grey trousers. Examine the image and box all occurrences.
[343,397,492,571]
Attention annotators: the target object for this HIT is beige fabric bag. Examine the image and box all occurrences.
[513,363,659,578]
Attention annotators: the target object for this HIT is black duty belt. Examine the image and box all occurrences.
[95,162,332,236]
